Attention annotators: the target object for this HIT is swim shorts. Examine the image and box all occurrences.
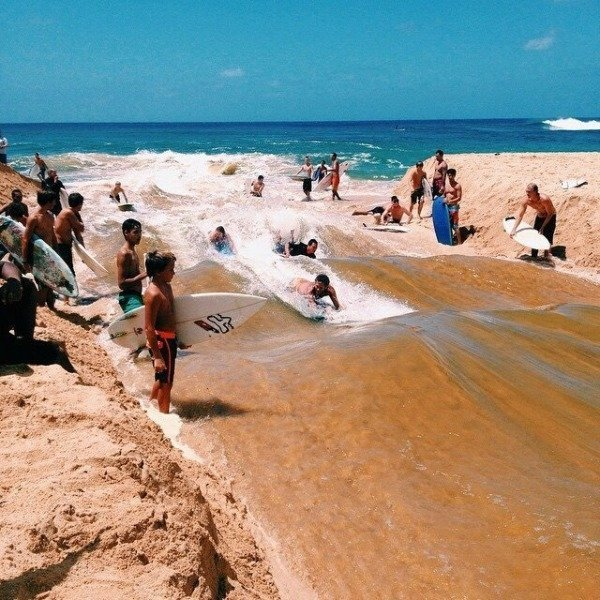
[368,206,385,214]
[410,187,424,204]
[55,242,75,275]
[448,204,460,226]
[432,179,444,197]
[152,330,177,385]
[303,178,312,193]
[118,291,144,313]
[331,172,340,189]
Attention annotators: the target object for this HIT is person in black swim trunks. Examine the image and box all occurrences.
[296,156,313,201]
[285,238,318,258]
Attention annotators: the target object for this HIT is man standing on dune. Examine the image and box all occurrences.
[409,161,427,220]
[444,168,462,244]
[432,149,447,198]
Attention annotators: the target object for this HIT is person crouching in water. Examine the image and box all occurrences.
[144,250,188,413]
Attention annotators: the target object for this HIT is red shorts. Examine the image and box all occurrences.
[152,330,177,385]
[331,172,340,189]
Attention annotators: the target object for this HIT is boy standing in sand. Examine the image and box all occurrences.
[144,250,187,414]
[54,192,85,276]
[116,218,147,313]
[409,161,427,220]
[444,168,462,244]
[22,191,58,308]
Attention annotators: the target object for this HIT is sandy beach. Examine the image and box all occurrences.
[1,152,599,599]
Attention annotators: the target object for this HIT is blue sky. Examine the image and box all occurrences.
[2,0,598,122]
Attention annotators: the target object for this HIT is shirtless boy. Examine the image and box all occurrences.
[54,192,85,275]
[209,226,236,254]
[432,149,448,198]
[110,182,127,204]
[382,196,412,225]
[444,168,462,244]
[22,191,57,307]
[410,161,427,220]
[116,218,147,313]
[250,175,265,197]
[510,183,557,260]
[297,157,313,201]
[292,274,340,310]
[330,153,342,201]
[34,153,48,181]
[144,250,187,414]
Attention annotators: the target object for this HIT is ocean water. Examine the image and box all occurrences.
[4,118,599,597]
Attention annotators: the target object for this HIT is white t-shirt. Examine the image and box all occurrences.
[0,138,7,154]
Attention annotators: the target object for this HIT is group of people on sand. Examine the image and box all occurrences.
[295,153,343,202]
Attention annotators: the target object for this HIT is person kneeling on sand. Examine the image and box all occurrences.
[285,238,318,258]
[292,274,340,310]
[382,196,412,225]
[510,183,557,261]
[144,250,189,414]
[352,205,385,224]
[117,219,147,313]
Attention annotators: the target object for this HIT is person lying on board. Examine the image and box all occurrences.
[284,238,318,259]
[351,205,385,224]
[250,175,265,197]
[510,183,557,261]
[382,196,412,225]
[209,226,236,254]
[292,274,340,310]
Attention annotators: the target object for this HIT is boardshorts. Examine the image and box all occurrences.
[55,242,75,275]
[152,330,177,385]
[118,291,144,313]
[303,178,312,193]
[411,187,424,204]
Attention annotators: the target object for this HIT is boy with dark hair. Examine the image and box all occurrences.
[444,168,462,244]
[285,238,318,258]
[54,192,85,275]
[250,175,265,197]
[292,273,341,310]
[22,191,57,308]
[144,250,184,413]
[116,218,146,313]
[0,189,29,220]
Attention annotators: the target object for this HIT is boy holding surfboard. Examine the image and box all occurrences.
[54,192,85,276]
[117,219,147,313]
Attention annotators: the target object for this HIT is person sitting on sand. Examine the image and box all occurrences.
[144,250,189,414]
[54,192,85,277]
[250,175,265,197]
[382,196,412,225]
[410,161,427,220]
[34,153,48,181]
[110,182,128,204]
[116,219,147,313]
[510,183,557,261]
[443,168,462,244]
[285,238,318,259]
[22,191,58,308]
[209,226,236,254]
[0,189,29,221]
[292,274,340,310]
[351,205,385,224]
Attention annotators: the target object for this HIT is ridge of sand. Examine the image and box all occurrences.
[0,307,280,599]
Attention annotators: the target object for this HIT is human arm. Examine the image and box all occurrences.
[70,212,85,243]
[510,202,528,236]
[117,251,147,290]
[327,286,340,310]
[144,291,166,372]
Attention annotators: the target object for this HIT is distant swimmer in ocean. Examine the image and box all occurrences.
[410,161,427,220]
[510,183,557,261]
[250,175,265,197]
[284,238,318,259]
[351,205,385,224]
[209,226,236,254]
[110,182,128,204]
[443,168,462,244]
[297,156,313,201]
[432,149,448,198]
[116,218,147,313]
[144,250,189,414]
[382,196,412,225]
[34,153,48,181]
[292,274,340,310]
[330,153,342,201]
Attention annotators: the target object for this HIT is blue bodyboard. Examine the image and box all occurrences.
[432,196,454,246]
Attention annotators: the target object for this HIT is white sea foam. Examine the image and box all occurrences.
[543,118,600,131]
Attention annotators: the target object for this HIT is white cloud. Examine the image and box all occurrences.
[524,31,555,51]
[220,68,245,78]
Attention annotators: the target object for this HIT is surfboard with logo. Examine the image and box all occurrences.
[0,216,78,296]
[107,292,267,349]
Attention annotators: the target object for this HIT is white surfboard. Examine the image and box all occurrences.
[107,292,267,349]
[0,216,78,297]
[503,217,551,250]
[314,162,350,192]
[363,224,409,233]
[290,174,306,181]
[560,179,587,189]
[28,164,41,179]
[422,177,432,202]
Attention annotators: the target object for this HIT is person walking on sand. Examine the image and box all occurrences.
[54,192,85,277]
[410,161,427,220]
[144,250,189,414]
[292,274,340,310]
[42,169,65,216]
[444,168,463,244]
[510,183,557,261]
[382,196,412,225]
[432,149,448,198]
[297,156,313,201]
[110,182,128,204]
[22,191,58,308]
[116,218,147,313]
[250,175,265,197]
[0,133,8,165]
[330,153,342,201]
[34,153,48,181]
